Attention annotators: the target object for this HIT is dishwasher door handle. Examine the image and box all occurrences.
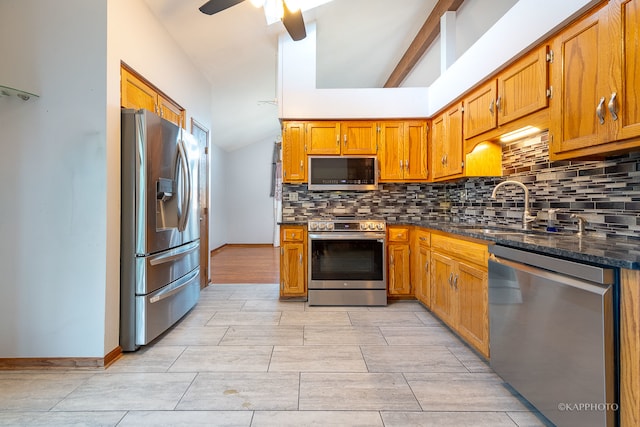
[490,256,611,296]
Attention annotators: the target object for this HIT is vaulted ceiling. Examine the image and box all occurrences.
[143,0,518,151]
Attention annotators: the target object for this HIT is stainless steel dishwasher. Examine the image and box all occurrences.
[488,245,616,427]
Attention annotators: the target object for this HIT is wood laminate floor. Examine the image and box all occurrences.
[210,244,280,284]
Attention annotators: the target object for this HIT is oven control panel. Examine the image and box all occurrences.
[308,219,386,232]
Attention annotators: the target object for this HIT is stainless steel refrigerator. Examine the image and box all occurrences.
[120,108,200,351]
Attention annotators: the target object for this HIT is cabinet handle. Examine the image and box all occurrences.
[299,254,302,264]
[405,160,409,170]
[448,272,453,286]
[496,96,502,112]
[608,92,618,121]
[343,134,347,146]
[399,160,403,170]
[596,96,606,125]
[489,99,494,115]
[300,160,303,170]
[424,261,429,272]
[453,274,459,289]
[336,135,340,146]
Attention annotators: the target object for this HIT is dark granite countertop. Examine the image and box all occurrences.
[281,220,640,270]
[393,220,640,270]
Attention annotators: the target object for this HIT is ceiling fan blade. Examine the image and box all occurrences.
[199,0,245,15]
[282,3,306,41]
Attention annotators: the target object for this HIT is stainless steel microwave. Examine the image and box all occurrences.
[308,156,378,191]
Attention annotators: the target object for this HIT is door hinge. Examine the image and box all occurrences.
[204,146,208,155]
[547,86,553,99]
[546,50,554,63]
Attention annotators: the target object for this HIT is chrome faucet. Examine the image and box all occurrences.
[491,180,537,230]
[570,214,588,236]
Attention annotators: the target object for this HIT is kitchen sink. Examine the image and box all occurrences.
[460,226,574,238]
[460,227,528,236]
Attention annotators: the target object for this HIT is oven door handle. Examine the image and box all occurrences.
[309,232,386,240]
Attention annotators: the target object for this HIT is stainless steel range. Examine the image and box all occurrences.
[308,217,386,306]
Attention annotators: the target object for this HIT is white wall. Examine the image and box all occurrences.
[0,0,214,359]
[224,139,277,244]
[278,0,600,118]
[0,0,108,357]
[209,142,228,250]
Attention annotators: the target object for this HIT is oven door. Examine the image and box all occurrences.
[308,232,386,289]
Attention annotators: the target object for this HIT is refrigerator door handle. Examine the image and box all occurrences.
[148,240,200,266]
[149,268,199,304]
[177,139,191,232]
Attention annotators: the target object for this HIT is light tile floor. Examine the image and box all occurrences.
[0,284,550,426]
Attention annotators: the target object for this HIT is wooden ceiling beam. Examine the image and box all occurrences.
[384,0,465,88]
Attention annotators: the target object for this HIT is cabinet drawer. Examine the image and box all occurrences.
[282,227,304,242]
[431,234,488,267]
[414,229,431,246]
[388,226,410,242]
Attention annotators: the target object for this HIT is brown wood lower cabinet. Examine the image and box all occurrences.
[280,225,307,297]
[387,226,412,297]
[429,232,489,358]
[412,229,431,307]
[620,268,640,427]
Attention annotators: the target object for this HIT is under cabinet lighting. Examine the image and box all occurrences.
[499,126,541,143]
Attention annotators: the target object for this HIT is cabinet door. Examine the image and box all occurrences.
[121,68,157,113]
[431,114,446,180]
[158,94,185,128]
[498,45,549,126]
[464,81,497,139]
[455,260,489,358]
[612,0,640,141]
[341,121,378,155]
[404,121,429,181]
[416,243,431,307]
[445,103,464,177]
[388,244,411,296]
[306,121,341,154]
[378,121,404,181]
[430,251,455,326]
[280,242,306,296]
[549,7,613,155]
[282,122,306,182]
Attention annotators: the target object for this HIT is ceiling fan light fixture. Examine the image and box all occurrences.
[283,0,301,12]
[249,0,266,8]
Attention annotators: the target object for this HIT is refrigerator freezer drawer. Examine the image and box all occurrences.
[135,267,200,346]
[135,240,199,295]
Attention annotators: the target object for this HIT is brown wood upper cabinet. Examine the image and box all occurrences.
[549,0,640,159]
[464,45,550,140]
[378,120,429,182]
[306,121,378,155]
[282,121,306,183]
[431,103,464,181]
[120,66,186,129]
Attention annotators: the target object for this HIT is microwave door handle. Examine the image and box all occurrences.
[177,139,191,232]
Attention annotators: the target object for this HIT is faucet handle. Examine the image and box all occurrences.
[570,214,587,236]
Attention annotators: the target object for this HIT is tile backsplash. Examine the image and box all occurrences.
[282,131,640,238]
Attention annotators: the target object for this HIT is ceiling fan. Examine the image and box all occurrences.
[199,0,307,41]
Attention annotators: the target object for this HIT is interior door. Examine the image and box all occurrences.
[192,119,210,288]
